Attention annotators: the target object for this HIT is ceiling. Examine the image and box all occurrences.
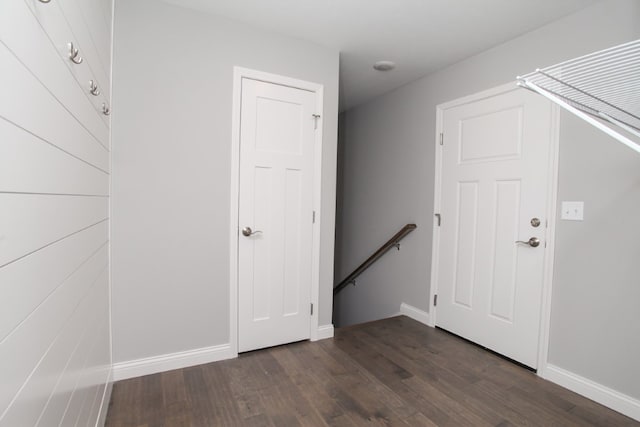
[163,0,598,111]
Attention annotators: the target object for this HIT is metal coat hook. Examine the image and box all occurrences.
[89,80,100,96]
[68,42,83,64]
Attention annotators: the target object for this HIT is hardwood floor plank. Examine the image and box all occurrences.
[252,350,328,426]
[475,378,589,427]
[300,341,411,425]
[348,329,527,426]
[332,328,479,425]
[201,362,246,425]
[182,365,222,426]
[324,334,442,424]
[160,369,187,407]
[271,344,357,427]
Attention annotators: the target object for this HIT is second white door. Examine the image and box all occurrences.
[238,77,317,353]
[435,85,554,369]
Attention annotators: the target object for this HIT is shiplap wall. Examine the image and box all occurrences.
[0,0,112,425]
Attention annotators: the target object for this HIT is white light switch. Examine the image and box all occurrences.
[561,201,584,221]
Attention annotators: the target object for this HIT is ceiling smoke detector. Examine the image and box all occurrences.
[373,60,395,71]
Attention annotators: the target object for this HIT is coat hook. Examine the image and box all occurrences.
[89,80,100,96]
[68,42,83,64]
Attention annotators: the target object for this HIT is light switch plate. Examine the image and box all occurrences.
[561,201,584,221]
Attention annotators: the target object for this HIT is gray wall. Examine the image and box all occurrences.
[551,112,640,399]
[111,0,339,363]
[336,0,640,399]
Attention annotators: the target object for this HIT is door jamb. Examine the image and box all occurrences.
[428,82,560,376]
[229,67,324,357]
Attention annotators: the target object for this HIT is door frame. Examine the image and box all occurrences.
[229,67,324,357]
[428,82,560,376]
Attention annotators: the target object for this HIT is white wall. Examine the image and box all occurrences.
[0,0,113,425]
[336,0,640,402]
[111,0,339,368]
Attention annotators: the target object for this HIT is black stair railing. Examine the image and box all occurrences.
[334,224,417,296]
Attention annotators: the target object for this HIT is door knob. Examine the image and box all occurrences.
[242,227,262,237]
[515,237,540,247]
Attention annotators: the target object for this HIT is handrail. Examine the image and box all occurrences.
[334,224,417,296]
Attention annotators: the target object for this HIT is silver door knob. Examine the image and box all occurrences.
[242,227,262,237]
[515,237,540,247]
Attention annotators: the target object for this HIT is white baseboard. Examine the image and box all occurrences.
[315,324,334,340]
[399,303,430,326]
[95,370,113,427]
[112,344,234,381]
[544,364,640,422]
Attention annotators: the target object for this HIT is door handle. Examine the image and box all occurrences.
[515,237,540,247]
[242,227,262,237]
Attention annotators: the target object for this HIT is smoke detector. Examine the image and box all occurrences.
[373,61,396,71]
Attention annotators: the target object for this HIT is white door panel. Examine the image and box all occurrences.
[238,78,315,352]
[436,87,552,368]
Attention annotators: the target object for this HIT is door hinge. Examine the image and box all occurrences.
[434,294,438,307]
[310,303,314,315]
[439,133,444,146]
[435,213,441,227]
[312,210,316,223]
[312,114,321,130]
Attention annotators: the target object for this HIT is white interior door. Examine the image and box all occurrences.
[238,77,316,353]
[435,86,553,368]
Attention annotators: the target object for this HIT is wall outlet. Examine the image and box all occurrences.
[561,201,584,221]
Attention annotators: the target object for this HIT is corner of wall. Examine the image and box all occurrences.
[398,303,430,326]
[315,324,335,341]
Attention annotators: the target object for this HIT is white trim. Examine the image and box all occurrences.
[544,364,640,422]
[106,4,115,425]
[428,104,444,328]
[315,324,335,341]
[94,371,113,427]
[429,82,560,370]
[535,103,560,377]
[230,67,324,354]
[399,303,430,326]
[229,68,242,360]
[309,82,324,342]
[112,344,233,381]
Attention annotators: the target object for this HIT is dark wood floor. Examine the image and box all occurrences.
[105,316,638,426]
